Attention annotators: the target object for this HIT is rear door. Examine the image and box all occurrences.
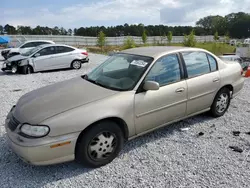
[180,51,220,115]
[32,46,56,71]
[52,46,76,69]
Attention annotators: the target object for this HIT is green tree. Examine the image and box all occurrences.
[123,36,136,49]
[142,30,147,44]
[97,31,106,50]
[0,25,3,34]
[167,31,173,44]
[214,31,219,41]
[183,30,196,47]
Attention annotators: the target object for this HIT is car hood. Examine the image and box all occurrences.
[13,77,119,124]
[7,54,28,62]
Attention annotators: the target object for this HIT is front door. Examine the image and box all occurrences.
[134,54,187,134]
[180,51,221,115]
[33,46,56,71]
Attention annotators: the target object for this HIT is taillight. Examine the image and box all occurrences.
[81,52,88,56]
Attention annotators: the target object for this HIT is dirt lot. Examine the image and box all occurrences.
[0,53,250,188]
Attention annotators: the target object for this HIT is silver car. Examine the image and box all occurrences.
[5,46,244,168]
[1,44,89,74]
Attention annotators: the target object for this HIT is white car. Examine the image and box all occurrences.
[243,38,250,45]
[2,44,89,74]
[1,40,55,59]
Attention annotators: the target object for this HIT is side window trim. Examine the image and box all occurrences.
[206,53,218,72]
[143,53,183,88]
[179,51,215,79]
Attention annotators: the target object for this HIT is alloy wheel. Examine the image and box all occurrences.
[216,93,229,113]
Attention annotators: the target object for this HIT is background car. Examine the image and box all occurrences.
[219,54,250,70]
[1,40,55,59]
[1,44,89,74]
[5,46,244,168]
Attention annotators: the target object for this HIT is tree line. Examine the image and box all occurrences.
[1,12,250,38]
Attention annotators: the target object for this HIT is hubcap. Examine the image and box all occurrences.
[216,93,229,113]
[73,61,81,69]
[88,132,117,160]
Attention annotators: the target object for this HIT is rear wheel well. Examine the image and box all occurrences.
[221,84,233,96]
[75,117,129,150]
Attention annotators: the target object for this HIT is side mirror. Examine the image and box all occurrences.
[34,53,40,57]
[143,81,160,91]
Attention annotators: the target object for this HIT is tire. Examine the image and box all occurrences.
[210,88,231,117]
[71,60,82,70]
[22,65,33,75]
[75,120,124,168]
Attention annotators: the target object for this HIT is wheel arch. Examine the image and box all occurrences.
[75,117,129,151]
[219,84,234,97]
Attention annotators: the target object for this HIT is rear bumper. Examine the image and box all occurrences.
[232,77,245,98]
[81,57,89,63]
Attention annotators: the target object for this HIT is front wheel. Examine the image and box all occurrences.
[210,88,231,117]
[22,65,33,74]
[71,60,82,70]
[75,121,124,168]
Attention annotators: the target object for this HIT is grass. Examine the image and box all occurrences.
[85,42,236,56]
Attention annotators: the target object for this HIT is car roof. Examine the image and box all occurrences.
[24,40,54,43]
[37,44,76,48]
[120,46,205,58]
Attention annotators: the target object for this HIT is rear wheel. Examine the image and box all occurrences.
[210,88,231,117]
[22,65,33,74]
[71,60,82,70]
[75,120,124,168]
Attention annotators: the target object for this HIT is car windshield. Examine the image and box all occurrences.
[84,53,153,91]
[21,46,43,56]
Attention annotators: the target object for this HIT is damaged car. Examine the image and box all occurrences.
[1,44,89,74]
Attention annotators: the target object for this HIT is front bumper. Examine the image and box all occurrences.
[5,114,79,165]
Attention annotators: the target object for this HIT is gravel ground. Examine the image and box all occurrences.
[0,54,250,188]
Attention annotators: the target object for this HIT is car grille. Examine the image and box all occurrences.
[8,115,20,131]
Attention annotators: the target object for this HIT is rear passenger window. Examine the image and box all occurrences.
[145,54,181,86]
[56,46,74,53]
[182,52,210,78]
[207,54,217,72]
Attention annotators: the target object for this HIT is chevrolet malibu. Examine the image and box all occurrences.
[5,46,244,168]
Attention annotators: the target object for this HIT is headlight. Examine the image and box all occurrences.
[20,124,50,138]
[7,62,11,66]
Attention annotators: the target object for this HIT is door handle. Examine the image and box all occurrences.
[213,78,220,82]
[175,88,185,93]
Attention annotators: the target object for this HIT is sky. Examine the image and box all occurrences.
[1,0,250,28]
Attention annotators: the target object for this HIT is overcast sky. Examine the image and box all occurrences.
[1,0,249,28]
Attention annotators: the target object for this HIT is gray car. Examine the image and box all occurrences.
[1,44,89,74]
[5,46,244,168]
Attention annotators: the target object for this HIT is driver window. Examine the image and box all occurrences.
[145,54,181,87]
[37,47,56,56]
